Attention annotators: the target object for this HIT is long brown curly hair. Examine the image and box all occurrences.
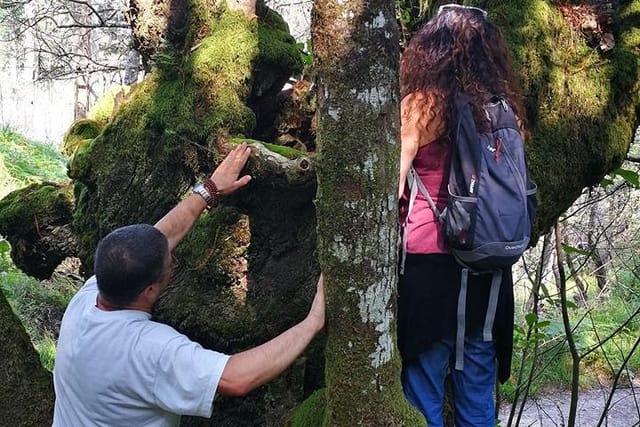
[400,6,525,134]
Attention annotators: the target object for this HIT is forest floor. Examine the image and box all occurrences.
[498,381,640,426]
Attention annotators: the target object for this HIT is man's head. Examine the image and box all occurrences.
[94,224,170,307]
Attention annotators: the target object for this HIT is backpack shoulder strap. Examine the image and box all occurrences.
[400,167,421,275]
[409,165,444,222]
[400,165,445,275]
[484,95,519,131]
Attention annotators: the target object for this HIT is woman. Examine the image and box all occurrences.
[397,5,526,426]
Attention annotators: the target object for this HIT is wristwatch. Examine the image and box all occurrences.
[192,182,214,209]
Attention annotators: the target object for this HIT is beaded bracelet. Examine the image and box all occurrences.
[203,178,220,208]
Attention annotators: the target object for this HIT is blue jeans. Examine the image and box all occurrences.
[401,335,496,427]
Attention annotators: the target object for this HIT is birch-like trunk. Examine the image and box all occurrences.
[312,0,422,424]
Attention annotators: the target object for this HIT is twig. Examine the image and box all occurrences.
[596,334,640,427]
[555,222,580,426]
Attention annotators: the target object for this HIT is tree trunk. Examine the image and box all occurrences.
[312,0,422,424]
[0,290,54,425]
[588,201,609,294]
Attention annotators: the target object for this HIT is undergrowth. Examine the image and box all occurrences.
[0,237,79,371]
[0,128,77,370]
[0,127,68,199]
[502,273,640,403]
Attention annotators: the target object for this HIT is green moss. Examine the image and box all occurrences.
[288,389,325,427]
[0,183,73,236]
[183,0,221,50]
[69,4,309,272]
[256,11,302,77]
[0,182,75,278]
[62,119,103,157]
[154,207,257,347]
[87,86,132,124]
[231,137,310,159]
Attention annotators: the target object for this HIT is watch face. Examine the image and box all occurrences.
[193,183,212,206]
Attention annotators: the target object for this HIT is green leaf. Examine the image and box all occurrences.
[565,300,578,309]
[600,176,614,188]
[613,168,640,188]
[525,312,538,326]
[536,320,551,329]
[562,244,591,256]
[0,239,10,255]
[532,332,546,341]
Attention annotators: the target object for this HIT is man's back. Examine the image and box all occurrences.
[53,277,229,427]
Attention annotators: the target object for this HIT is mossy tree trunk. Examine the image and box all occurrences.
[312,0,422,424]
[0,290,54,425]
[68,1,321,425]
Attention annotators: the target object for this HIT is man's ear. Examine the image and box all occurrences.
[141,283,159,300]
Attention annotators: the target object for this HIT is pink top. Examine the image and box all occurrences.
[401,137,451,254]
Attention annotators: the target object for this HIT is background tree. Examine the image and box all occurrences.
[0,0,133,80]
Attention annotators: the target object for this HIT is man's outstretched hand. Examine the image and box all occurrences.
[307,275,325,333]
[211,144,252,196]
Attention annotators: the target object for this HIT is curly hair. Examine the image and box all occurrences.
[400,6,525,133]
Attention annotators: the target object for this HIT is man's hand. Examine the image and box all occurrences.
[211,144,252,196]
[155,143,252,251]
[217,274,326,397]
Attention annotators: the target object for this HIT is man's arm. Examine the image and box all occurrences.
[155,144,252,252]
[217,275,325,397]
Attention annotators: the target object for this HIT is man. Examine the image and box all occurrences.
[52,144,325,426]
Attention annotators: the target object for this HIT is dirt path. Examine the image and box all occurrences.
[498,386,640,426]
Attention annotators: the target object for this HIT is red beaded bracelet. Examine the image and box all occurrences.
[203,178,219,208]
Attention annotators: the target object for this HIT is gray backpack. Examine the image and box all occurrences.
[401,95,537,370]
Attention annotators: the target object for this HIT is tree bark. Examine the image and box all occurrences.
[0,290,54,425]
[312,0,422,424]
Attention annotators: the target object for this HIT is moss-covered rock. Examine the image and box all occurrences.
[87,85,133,124]
[68,2,315,425]
[61,119,103,157]
[0,289,54,425]
[0,182,76,279]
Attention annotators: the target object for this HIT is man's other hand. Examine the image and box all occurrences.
[307,275,325,333]
[211,144,252,195]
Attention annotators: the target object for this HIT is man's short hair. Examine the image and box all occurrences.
[94,224,168,306]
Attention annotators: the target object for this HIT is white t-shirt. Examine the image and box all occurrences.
[53,276,230,427]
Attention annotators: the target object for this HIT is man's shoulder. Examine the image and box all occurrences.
[63,275,98,315]
[134,319,195,354]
